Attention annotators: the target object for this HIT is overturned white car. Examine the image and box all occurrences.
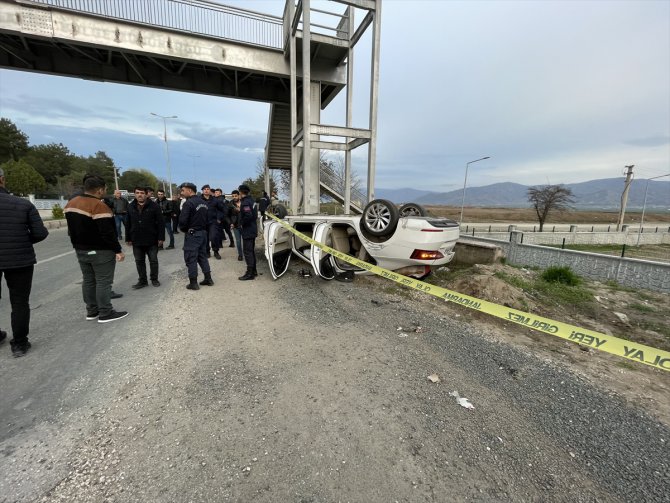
[263,199,460,280]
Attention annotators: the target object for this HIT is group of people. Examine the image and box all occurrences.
[0,171,262,358]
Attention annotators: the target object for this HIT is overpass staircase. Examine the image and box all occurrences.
[0,0,381,214]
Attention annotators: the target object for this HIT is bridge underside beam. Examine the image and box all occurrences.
[0,2,345,105]
[0,33,295,103]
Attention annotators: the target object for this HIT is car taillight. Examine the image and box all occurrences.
[410,249,444,260]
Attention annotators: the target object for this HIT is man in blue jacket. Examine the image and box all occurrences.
[0,167,49,357]
[178,182,213,290]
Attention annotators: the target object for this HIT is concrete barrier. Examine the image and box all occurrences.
[453,240,502,265]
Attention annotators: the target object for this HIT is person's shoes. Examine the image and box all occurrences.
[252,267,258,278]
[213,251,221,260]
[199,272,214,286]
[98,311,129,323]
[151,279,161,287]
[229,243,235,248]
[132,281,148,290]
[0,330,7,344]
[239,269,254,281]
[186,277,200,290]
[86,312,99,320]
[238,255,243,261]
[166,245,175,250]
[10,339,31,357]
[111,291,123,299]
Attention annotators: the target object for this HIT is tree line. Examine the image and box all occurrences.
[0,118,168,197]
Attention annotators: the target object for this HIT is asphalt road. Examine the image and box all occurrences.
[1,229,669,502]
[0,228,187,443]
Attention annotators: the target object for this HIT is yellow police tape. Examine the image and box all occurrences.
[265,212,670,371]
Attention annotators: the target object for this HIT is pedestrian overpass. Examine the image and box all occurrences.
[0,0,381,214]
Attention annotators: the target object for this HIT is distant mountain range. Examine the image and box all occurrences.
[375,178,669,210]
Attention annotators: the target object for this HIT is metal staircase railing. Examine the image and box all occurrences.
[25,0,284,49]
[320,164,365,214]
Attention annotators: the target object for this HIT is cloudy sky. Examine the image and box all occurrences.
[0,0,668,193]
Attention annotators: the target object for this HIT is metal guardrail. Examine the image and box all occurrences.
[25,0,284,49]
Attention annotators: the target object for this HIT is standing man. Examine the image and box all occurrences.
[216,188,236,247]
[0,167,49,357]
[64,175,128,323]
[111,189,129,240]
[228,189,243,261]
[178,182,213,290]
[201,184,226,260]
[171,194,181,234]
[126,187,165,289]
[257,191,270,221]
[156,189,175,249]
[238,184,258,280]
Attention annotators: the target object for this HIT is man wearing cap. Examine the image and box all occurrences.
[237,184,258,280]
[178,182,213,289]
[0,167,49,356]
[201,184,226,260]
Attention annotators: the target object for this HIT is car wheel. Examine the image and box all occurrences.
[361,199,399,237]
[271,204,288,218]
[399,203,428,217]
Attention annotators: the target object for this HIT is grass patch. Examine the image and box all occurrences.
[494,271,532,290]
[636,321,670,339]
[495,270,593,308]
[541,266,581,286]
[629,302,655,313]
[604,280,638,293]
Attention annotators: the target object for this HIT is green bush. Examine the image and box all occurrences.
[541,266,580,286]
[51,203,65,220]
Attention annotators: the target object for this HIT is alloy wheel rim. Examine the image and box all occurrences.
[365,203,391,231]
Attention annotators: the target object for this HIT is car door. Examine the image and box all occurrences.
[264,221,292,279]
[311,222,336,280]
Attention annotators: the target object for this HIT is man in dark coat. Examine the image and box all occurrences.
[125,186,165,288]
[238,184,258,280]
[201,184,226,259]
[178,182,212,290]
[0,168,49,356]
[156,189,174,249]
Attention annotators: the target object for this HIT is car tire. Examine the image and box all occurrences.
[271,203,288,219]
[399,203,428,217]
[361,199,399,238]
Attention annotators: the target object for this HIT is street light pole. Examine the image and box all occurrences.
[188,154,200,188]
[113,167,119,191]
[459,156,490,225]
[150,112,178,198]
[636,173,670,246]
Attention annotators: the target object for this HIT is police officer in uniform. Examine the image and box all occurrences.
[178,182,213,290]
[238,184,258,280]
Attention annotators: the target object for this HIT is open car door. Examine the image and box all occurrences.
[264,221,292,279]
[311,222,336,280]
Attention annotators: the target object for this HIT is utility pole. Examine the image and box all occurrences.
[616,165,634,231]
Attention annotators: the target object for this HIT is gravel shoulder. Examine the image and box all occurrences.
[2,244,669,502]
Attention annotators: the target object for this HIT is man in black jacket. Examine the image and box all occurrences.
[156,189,174,249]
[201,184,226,259]
[0,168,49,356]
[125,186,165,288]
[238,184,258,280]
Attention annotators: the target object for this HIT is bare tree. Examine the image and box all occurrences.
[527,184,575,231]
